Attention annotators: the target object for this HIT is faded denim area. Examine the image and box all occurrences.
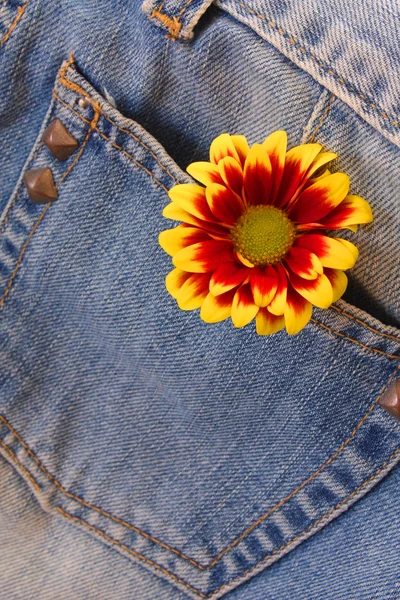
[0,0,400,599]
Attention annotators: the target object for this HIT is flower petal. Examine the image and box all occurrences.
[173,240,235,272]
[318,195,373,229]
[166,268,191,299]
[209,261,248,296]
[200,289,236,323]
[159,226,210,256]
[218,156,244,197]
[176,273,211,310]
[324,268,348,302]
[289,271,333,309]
[284,246,323,280]
[186,162,223,186]
[256,308,285,335]
[169,184,215,222]
[306,152,337,179]
[288,173,350,224]
[206,183,244,225]
[276,143,322,207]
[284,284,313,335]
[295,234,358,270]
[210,133,241,165]
[243,143,272,205]
[262,130,287,203]
[231,135,249,166]
[250,265,279,307]
[267,264,288,315]
[231,282,259,327]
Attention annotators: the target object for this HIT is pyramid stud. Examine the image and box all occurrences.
[378,379,400,421]
[42,118,79,161]
[23,167,58,204]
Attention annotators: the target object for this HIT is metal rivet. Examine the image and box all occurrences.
[42,118,79,161]
[23,168,58,204]
[378,379,400,421]
[78,97,90,109]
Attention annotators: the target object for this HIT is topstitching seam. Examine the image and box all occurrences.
[0,366,398,573]
[330,305,400,342]
[231,1,400,130]
[149,0,197,39]
[0,0,30,46]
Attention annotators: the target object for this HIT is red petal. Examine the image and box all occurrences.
[209,261,249,296]
[284,246,323,280]
[288,173,350,224]
[267,264,288,315]
[173,240,235,273]
[276,144,322,208]
[262,130,287,204]
[231,282,259,327]
[284,283,313,335]
[218,156,244,197]
[243,144,273,206]
[250,265,278,307]
[206,183,244,225]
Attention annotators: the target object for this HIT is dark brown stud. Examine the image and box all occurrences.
[23,167,58,204]
[42,118,79,161]
[378,379,400,421]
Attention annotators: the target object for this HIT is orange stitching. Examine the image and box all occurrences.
[150,9,182,39]
[205,364,400,567]
[54,507,207,598]
[0,0,30,46]
[178,0,197,17]
[330,305,400,343]
[53,90,179,186]
[56,107,100,188]
[311,318,400,361]
[309,93,335,143]
[0,439,40,491]
[211,445,400,597]
[236,2,400,130]
[0,414,205,569]
[1,365,398,573]
[0,109,97,311]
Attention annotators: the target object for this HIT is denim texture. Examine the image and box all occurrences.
[1,0,400,598]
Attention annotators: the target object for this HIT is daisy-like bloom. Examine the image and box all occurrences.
[159,132,373,335]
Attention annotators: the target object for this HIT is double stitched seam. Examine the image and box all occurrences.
[53,91,177,194]
[0,365,398,576]
[330,305,400,342]
[0,439,40,491]
[308,93,335,143]
[311,318,400,361]
[1,413,399,599]
[0,109,99,311]
[0,0,30,46]
[233,1,400,129]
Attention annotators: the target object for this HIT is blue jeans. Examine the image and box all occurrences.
[0,0,399,598]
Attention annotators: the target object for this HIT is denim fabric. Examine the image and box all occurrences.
[1,0,400,599]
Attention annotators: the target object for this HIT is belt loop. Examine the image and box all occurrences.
[142,0,214,40]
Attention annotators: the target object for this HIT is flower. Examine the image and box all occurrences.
[159,132,373,335]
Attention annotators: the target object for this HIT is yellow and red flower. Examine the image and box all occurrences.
[159,132,373,335]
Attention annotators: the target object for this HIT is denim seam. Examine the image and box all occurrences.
[0,0,30,46]
[54,95,400,357]
[308,93,335,143]
[53,90,180,187]
[0,365,398,577]
[0,107,98,311]
[330,305,400,342]
[0,438,40,491]
[230,1,400,130]
[1,412,399,599]
[310,319,399,361]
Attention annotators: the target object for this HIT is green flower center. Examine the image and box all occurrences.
[231,205,295,266]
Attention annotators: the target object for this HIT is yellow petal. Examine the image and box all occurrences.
[186,162,222,186]
[256,309,285,335]
[200,291,233,323]
[165,268,191,299]
[231,135,249,165]
[325,268,348,302]
[307,151,337,178]
[284,289,313,335]
[176,274,210,310]
[168,184,213,221]
[231,283,259,328]
[209,133,240,165]
[290,273,333,309]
